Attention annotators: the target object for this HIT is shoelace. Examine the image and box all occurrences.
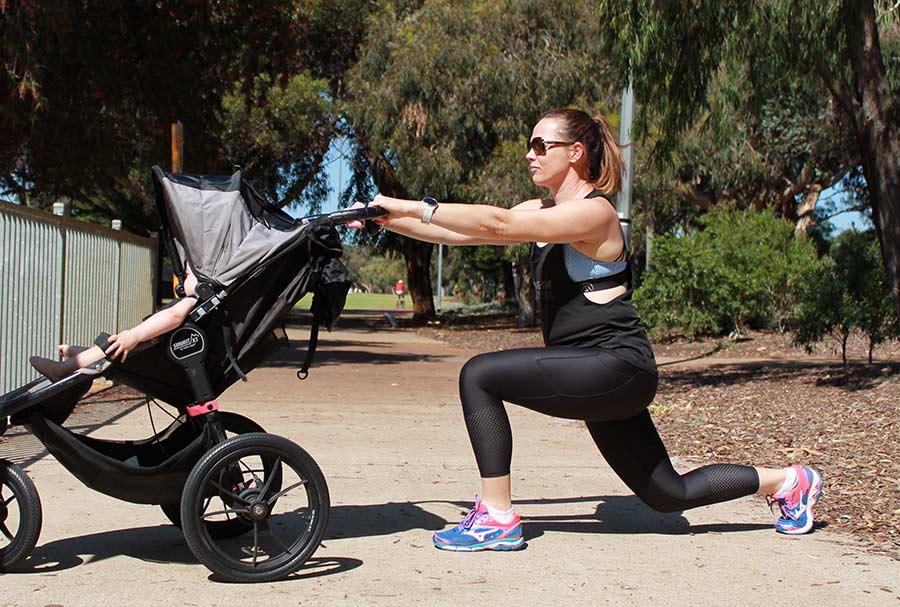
[766,494,796,521]
[457,507,486,530]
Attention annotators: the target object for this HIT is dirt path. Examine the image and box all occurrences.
[1,311,897,606]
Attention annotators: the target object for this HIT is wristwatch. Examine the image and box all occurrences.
[421,197,439,224]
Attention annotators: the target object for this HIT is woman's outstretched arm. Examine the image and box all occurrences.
[370,194,615,245]
[349,199,544,246]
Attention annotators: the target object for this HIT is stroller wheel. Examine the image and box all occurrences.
[181,433,329,583]
[0,459,42,571]
[161,412,272,538]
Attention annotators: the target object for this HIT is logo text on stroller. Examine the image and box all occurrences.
[169,327,206,360]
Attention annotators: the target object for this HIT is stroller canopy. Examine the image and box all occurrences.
[152,166,304,288]
[146,165,349,402]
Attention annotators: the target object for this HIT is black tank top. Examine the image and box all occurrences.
[529,191,657,373]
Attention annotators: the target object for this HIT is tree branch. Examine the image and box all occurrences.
[820,204,870,221]
[814,59,861,128]
[277,149,327,209]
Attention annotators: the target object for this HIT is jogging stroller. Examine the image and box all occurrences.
[0,165,384,582]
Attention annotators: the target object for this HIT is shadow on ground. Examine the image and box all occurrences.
[660,360,900,392]
[325,495,771,542]
[260,344,455,368]
[8,495,771,577]
[11,523,362,582]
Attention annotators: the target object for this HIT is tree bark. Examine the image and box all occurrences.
[363,146,437,318]
[501,261,516,304]
[513,254,536,327]
[402,238,436,319]
[794,185,822,237]
[844,0,900,318]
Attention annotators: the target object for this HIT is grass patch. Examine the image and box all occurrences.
[294,292,463,311]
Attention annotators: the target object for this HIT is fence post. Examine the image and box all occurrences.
[112,219,123,331]
[54,200,68,349]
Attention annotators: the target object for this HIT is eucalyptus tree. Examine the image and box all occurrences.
[344,0,616,319]
[217,0,377,210]
[599,0,900,314]
[1,1,371,230]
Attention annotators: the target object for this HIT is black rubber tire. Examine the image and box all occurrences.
[181,433,329,583]
[0,459,42,571]
[161,412,269,539]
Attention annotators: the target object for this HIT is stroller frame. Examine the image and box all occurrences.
[0,166,385,582]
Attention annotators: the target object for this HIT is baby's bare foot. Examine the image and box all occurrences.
[58,345,88,359]
[30,356,69,382]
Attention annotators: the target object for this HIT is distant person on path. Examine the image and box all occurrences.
[394,279,406,307]
[31,263,199,382]
[350,108,822,551]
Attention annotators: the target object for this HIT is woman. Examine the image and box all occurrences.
[31,263,199,381]
[353,109,822,551]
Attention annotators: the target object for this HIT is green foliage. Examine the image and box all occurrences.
[792,229,899,364]
[0,1,373,231]
[346,0,613,200]
[343,244,406,293]
[596,1,860,163]
[219,72,333,211]
[343,0,617,313]
[633,206,818,338]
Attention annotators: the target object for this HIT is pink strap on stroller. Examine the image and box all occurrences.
[187,400,219,417]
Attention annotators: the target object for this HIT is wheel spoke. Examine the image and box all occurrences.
[201,506,249,521]
[0,521,13,541]
[4,493,15,507]
[208,479,250,505]
[252,522,260,567]
[258,456,282,497]
[266,480,307,505]
[259,519,294,555]
[238,459,263,487]
[202,493,214,516]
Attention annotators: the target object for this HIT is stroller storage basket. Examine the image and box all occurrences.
[26,414,212,505]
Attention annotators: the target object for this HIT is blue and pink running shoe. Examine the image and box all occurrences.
[767,465,823,535]
[433,496,524,551]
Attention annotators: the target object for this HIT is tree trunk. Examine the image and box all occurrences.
[364,147,437,318]
[845,0,900,318]
[501,261,516,303]
[402,237,435,319]
[842,329,849,371]
[513,254,536,328]
[794,185,822,237]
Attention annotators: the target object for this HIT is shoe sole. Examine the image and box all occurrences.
[777,469,823,535]
[433,537,525,552]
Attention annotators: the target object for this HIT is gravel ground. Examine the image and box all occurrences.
[413,312,900,559]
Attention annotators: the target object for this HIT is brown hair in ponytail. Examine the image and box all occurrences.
[541,108,624,196]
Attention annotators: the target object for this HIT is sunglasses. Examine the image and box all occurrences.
[528,136,576,155]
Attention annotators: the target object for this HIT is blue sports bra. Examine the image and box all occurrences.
[563,244,627,282]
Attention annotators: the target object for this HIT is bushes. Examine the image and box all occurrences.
[634,208,898,364]
[634,206,819,338]
[792,229,899,366]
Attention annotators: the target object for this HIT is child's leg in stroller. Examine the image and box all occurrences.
[30,346,105,381]
[58,344,89,359]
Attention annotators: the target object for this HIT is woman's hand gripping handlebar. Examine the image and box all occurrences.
[302,204,388,233]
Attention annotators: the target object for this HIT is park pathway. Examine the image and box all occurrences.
[1,311,897,606]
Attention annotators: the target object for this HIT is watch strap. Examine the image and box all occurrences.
[421,197,439,224]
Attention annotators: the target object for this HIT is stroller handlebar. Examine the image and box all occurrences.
[301,205,389,226]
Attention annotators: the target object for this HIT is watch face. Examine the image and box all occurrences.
[423,197,438,207]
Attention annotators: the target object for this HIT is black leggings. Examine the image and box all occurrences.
[459,347,759,513]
